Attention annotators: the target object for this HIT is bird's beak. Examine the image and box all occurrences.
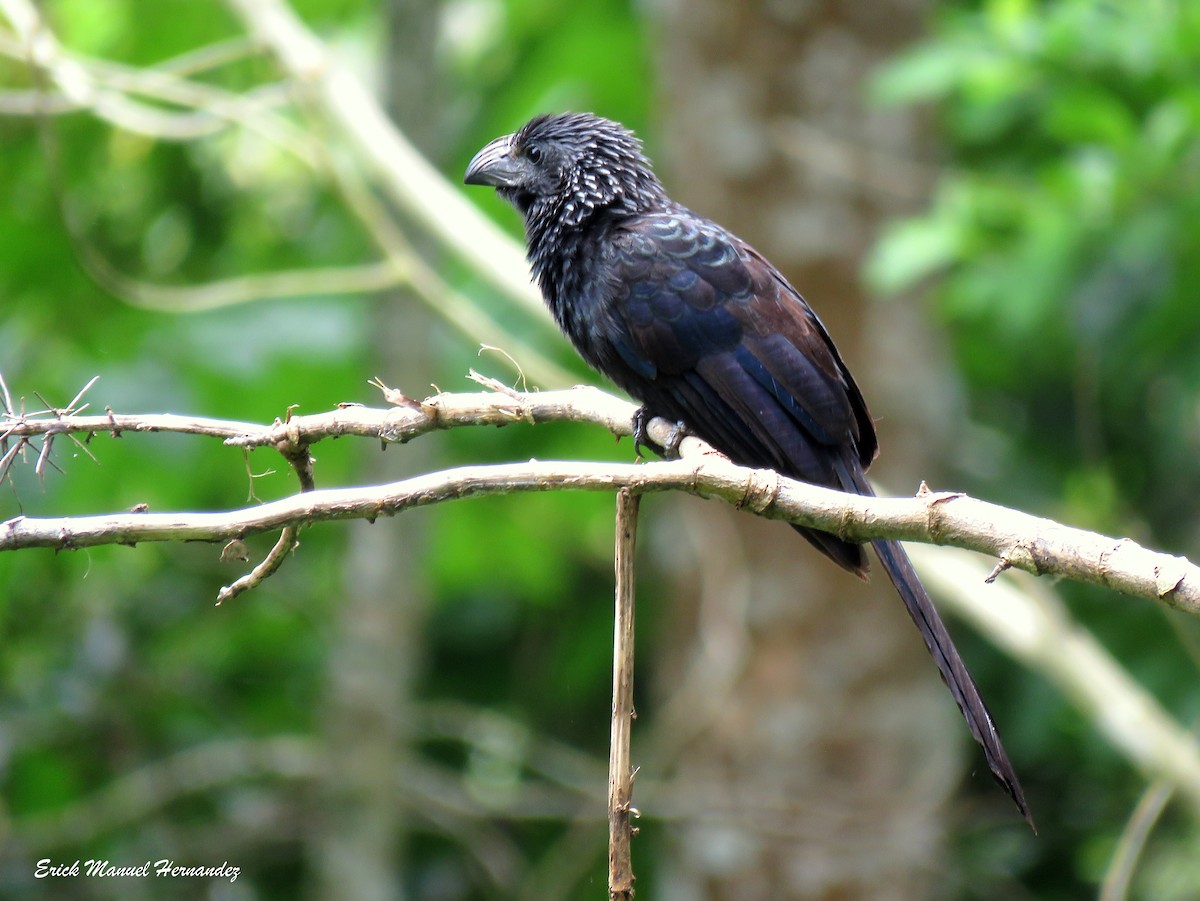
[464,134,523,187]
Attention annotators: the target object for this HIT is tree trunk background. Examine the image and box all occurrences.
[310,1,440,897]
[648,1,965,897]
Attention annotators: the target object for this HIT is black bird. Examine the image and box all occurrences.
[465,112,1032,827]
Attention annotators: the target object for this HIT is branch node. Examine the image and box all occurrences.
[738,468,781,515]
[1098,537,1140,586]
[419,396,444,429]
[993,541,1046,578]
[1154,555,1190,599]
[922,486,963,545]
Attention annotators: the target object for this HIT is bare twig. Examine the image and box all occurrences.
[609,488,639,900]
[0,385,640,452]
[216,526,300,605]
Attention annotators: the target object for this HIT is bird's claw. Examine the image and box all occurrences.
[631,406,654,459]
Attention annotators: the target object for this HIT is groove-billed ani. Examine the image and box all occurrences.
[465,112,1031,827]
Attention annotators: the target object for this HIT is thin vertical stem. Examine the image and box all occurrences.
[1099,779,1174,901]
[609,488,640,899]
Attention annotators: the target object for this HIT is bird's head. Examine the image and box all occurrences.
[464,112,665,230]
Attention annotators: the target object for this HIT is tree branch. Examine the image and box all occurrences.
[3,381,1199,618]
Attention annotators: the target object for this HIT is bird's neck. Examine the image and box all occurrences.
[525,207,618,325]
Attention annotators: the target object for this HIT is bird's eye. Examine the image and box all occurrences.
[526,144,543,164]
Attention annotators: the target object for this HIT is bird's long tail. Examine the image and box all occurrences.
[836,459,1034,830]
[872,536,1033,829]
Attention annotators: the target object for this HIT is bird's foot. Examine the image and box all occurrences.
[661,420,690,459]
[630,407,690,460]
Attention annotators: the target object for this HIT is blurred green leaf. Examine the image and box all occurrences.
[866,211,962,294]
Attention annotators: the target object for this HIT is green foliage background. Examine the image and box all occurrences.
[1,0,1199,898]
[870,0,1200,896]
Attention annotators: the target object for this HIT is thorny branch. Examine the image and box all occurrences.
[2,375,1199,616]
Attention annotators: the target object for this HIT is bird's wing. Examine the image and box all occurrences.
[602,210,876,483]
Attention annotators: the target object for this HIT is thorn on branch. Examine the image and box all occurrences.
[985,557,1012,584]
[66,432,100,466]
[369,376,423,409]
[0,372,13,416]
[65,375,100,415]
[35,435,55,480]
[221,538,250,562]
[468,367,523,399]
[0,417,20,444]
[987,542,1047,582]
[32,392,56,416]
[0,438,26,486]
